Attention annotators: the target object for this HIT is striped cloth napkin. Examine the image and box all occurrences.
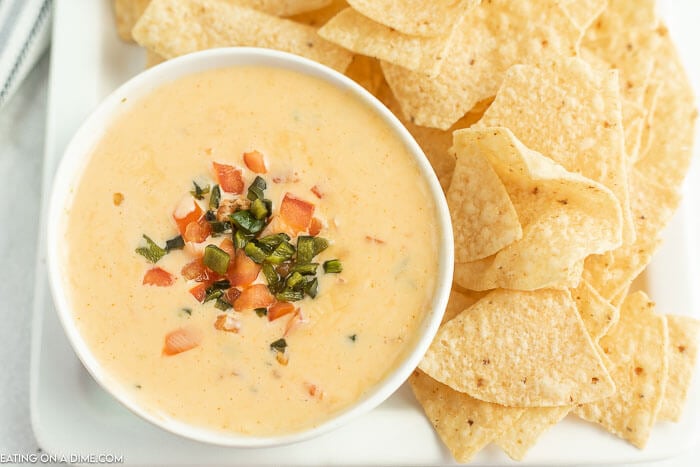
[0,0,52,110]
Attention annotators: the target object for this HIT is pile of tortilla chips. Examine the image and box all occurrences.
[113,0,698,462]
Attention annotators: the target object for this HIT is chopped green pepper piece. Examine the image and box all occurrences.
[165,235,185,252]
[244,242,267,264]
[349,334,357,342]
[323,259,343,274]
[214,298,232,311]
[247,176,266,201]
[267,241,296,265]
[230,210,265,234]
[180,308,192,317]
[233,229,251,249]
[270,338,287,352]
[210,279,231,290]
[275,289,304,302]
[286,272,305,290]
[304,277,318,298]
[203,288,223,303]
[209,221,232,235]
[204,210,216,221]
[203,245,230,274]
[190,181,210,200]
[262,263,279,289]
[296,236,315,264]
[291,262,318,275]
[208,184,221,210]
[250,198,269,220]
[312,237,329,256]
[135,235,166,263]
[258,233,291,250]
[255,307,268,317]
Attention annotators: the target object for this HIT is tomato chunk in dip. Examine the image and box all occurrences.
[64,66,440,436]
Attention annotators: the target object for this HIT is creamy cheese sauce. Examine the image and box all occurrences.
[64,66,439,436]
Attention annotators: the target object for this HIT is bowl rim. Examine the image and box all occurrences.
[46,47,454,448]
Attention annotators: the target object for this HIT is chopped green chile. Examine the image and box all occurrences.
[210,279,231,290]
[286,272,305,290]
[214,298,232,311]
[244,242,268,264]
[267,241,296,265]
[258,233,291,250]
[180,308,192,317]
[323,259,343,274]
[291,262,318,275]
[250,198,268,220]
[204,210,217,222]
[270,338,287,352]
[209,221,232,235]
[233,229,251,249]
[247,176,267,201]
[165,235,185,252]
[203,288,224,303]
[208,184,221,210]
[135,235,167,263]
[276,289,304,302]
[275,262,293,278]
[349,334,357,342]
[255,307,268,317]
[296,236,315,264]
[190,181,210,200]
[262,263,280,288]
[230,210,265,234]
[203,245,230,274]
[304,277,318,298]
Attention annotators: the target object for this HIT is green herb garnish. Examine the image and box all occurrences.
[230,210,265,234]
[255,307,268,317]
[190,181,210,200]
[135,235,166,263]
[270,338,287,352]
[208,184,221,210]
[323,259,343,274]
[165,235,185,252]
[247,176,266,201]
[203,245,230,274]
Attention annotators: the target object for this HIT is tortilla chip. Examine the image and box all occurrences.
[382,0,580,129]
[658,315,700,422]
[242,0,334,17]
[342,55,384,96]
[574,291,668,448]
[448,144,521,263]
[289,0,348,27]
[319,8,462,76]
[375,81,484,191]
[476,57,634,245]
[584,169,681,300]
[442,287,487,325]
[114,0,152,42]
[585,0,658,43]
[145,50,166,68]
[494,407,571,461]
[558,0,607,31]
[634,80,660,164]
[409,369,524,463]
[421,289,615,407]
[346,0,479,37]
[132,0,354,73]
[634,25,697,189]
[572,279,619,341]
[452,128,622,291]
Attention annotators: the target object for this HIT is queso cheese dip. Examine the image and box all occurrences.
[64,66,439,436]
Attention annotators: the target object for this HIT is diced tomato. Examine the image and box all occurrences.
[224,287,242,304]
[243,150,267,173]
[142,267,175,286]
[227,249,261,287]
[214,314,241,333]
[268,302,296,321]
[309,217,322,236]
[181,258,211,281]
[213,162,244,194]
[219,238,235,257]
[184,217,211,243]
[163,326,202,356]
[234,284,275,311]
[279,193,315,233]
[173,197,203,236]
[284,310,303,336]
[189,283,209,302]
[310,185,323,199]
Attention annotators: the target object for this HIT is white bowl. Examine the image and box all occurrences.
[47,47,454,447]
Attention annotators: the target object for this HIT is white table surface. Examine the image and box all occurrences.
[1,17,699,466]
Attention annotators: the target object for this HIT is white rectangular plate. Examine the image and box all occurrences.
[31,0,700,464]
